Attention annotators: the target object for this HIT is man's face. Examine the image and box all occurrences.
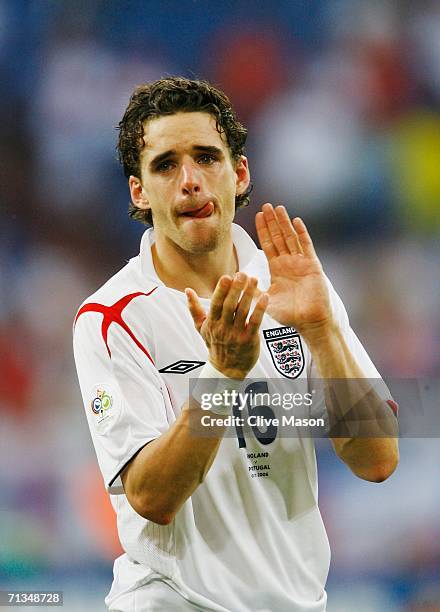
[129,112,249,254]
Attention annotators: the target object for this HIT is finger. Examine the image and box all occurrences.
[274,205,302,254]
[209,275,232,320]
[256,211,278,260]
[247,292,269,334]
[221,272,247,324]
[185,288,206,332]
[233,277,258,328]
[262,203,290,255]
[292,217,317,258]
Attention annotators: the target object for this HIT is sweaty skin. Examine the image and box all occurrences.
[122,112,268,523]
[121,111,398,525]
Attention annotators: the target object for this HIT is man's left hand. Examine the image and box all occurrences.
[255,203,333,336]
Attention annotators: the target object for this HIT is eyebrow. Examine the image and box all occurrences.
[193,145,223,156]
[149,145,224,170]
[149,149,176,170]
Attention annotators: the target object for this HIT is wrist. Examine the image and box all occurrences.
[299,318,340,349]
[191,362,244,415]
[208,359,248,381]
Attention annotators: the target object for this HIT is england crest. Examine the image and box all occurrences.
[263,327,305,379]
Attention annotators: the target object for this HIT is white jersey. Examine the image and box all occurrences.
[73,224,385,612]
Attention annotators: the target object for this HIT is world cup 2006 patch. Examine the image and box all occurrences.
[89,383,119,433]
[263,327,305,379]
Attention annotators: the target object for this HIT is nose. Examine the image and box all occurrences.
[180,159,201,195]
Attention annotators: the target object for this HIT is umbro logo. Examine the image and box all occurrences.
[159,360,205,374]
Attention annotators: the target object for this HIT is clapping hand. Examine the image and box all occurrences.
[255,203,333,338]
[186,273,268,379]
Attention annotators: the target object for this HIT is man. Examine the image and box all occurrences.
[73,77,398,611]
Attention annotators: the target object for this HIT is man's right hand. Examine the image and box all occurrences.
[185,273,268,380]
[122,273,267,524]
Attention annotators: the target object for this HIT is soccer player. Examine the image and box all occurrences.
[73,77,399,611]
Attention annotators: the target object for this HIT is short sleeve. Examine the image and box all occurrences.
[73,311,173,494]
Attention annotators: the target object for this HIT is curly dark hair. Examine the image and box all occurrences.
[117,77,252,226]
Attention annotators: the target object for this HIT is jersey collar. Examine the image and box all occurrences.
[139,223,258,284]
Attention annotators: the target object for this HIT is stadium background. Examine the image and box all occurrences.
[1,1,439,610]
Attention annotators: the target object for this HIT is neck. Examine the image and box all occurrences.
[151,231,238,298]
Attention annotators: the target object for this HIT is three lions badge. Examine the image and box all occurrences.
[263,327,305,379]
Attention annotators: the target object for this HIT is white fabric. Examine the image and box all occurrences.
[107,563,206,611]
[73,223,387,612]
[191,361,244,415]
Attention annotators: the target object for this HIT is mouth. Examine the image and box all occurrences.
[180,201,215,219]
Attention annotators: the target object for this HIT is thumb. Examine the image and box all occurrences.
[185,288,206,333]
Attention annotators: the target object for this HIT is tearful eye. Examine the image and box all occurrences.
[198,154,216,164]
[156,160,174,172]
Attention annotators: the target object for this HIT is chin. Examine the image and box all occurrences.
[185,235,220,254]
[180,225,221,254]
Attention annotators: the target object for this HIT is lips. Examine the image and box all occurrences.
[181,201,214,218]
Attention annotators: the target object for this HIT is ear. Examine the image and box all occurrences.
[128,176,150,211]
[235,156,250,196]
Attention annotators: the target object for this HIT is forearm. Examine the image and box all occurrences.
[303,322,399,481]
[121,401,227,524]
[123,273,267,525]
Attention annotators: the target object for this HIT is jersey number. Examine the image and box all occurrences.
[232,381,277,448]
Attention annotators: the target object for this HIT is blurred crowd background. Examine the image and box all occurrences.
[1,1,439,610]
